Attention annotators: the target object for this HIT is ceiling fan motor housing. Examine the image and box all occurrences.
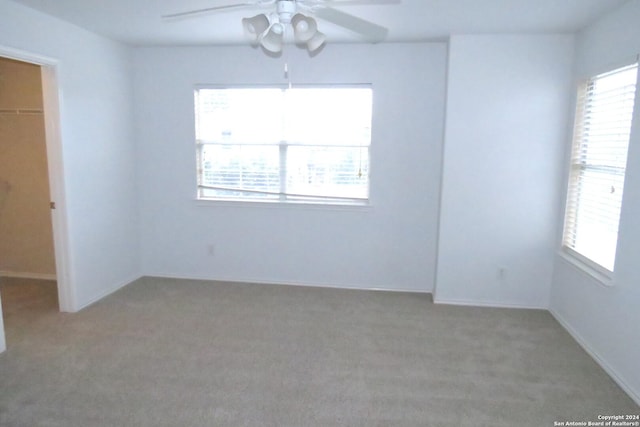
[276,0,297,24]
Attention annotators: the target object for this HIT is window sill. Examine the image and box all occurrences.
[194,198,373,212]
[557,249,614,288]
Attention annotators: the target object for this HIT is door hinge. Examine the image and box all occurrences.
[50,201,56,210]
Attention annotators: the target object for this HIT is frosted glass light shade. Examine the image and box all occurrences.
[261,23,284,53]
[306,31,326,52]
[242,14,270,43]
[292,14,317,42]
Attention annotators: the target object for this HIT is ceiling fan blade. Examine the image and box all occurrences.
[162,2,259,19]
[314,7,388,42]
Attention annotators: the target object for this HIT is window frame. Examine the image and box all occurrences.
[560,61,639,283]
[193,84,373,207]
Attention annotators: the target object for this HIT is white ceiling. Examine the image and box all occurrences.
[8,0,629,46]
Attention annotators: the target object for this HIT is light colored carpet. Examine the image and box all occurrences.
[0,276,637,426]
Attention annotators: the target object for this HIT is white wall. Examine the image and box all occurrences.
[435,35,574,308]
[550,0,640,405]
[134,43,447,292]
[0,0,139,309]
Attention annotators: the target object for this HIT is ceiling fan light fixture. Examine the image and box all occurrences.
[291,14,317,43]
[260,23,285,53]
[242,14,270,43]
[166,0,393,56]
[306,30,326,53]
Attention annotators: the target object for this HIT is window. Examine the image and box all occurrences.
[194,86,372,205]
[562,62,638,273]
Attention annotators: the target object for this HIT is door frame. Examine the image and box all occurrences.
[0,45,75,314]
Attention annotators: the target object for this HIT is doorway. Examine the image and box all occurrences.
[0,57,58,347]
[0,58,56,279]
[0,47,72,352]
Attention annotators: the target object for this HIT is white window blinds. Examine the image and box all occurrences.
[194,87,372,204]
[563,63,638,272]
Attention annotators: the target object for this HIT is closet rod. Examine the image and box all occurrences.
[0,108,44,115]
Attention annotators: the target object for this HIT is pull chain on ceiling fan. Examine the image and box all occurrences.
[163,0,400,54]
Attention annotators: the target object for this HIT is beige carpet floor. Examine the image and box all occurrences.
[0,276,637,426]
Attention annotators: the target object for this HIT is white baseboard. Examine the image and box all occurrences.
[0,271,57,281]
[145,272,433,295]
[550,308,640,406]
[433,296,546,310]
[75,274,142,312]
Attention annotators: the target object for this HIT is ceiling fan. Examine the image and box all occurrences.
[163,0,400,54]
